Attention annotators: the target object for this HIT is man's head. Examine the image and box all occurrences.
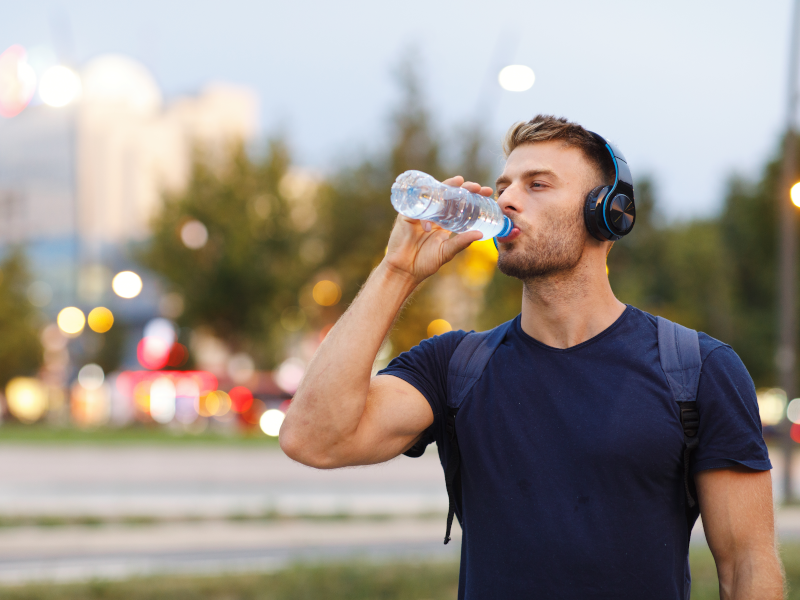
[495,115,616,282]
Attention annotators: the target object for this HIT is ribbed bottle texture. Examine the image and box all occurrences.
[391,170,512,240]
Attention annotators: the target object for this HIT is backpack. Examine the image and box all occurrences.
[438,315,702,545]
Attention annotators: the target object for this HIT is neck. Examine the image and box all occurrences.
[519,252,625,349]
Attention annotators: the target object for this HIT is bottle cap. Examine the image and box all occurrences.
[494,216,513,239]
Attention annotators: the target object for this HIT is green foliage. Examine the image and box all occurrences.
[140,142,313,368]
[606,146,794,387]
[0,249,41,388]
[0,561,461,600]
[140,57,797,384]
[0,544,796,599]
[317,57,498,353]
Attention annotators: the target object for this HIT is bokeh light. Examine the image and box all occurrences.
[229,386,254,413]
[757,388,787,426]
[38,65,82,107]
[275,357,305,393]
[175,378,200,424]
[112,271,143,298]
[138,337,171,370]
[227,352,255,383]
[6,377,47,423]
[498,65,535,92]
[87,307,114,333]
[167,343,189,367]
[260,409,285,437]
[458,238,498,288]
[312,280,342,306]
[150,377,176,424]
[792,182,800,208]
[71,384,110,427]
[0,45,37,118]
[180,219,209,249]
[57,306,86,335]
[201,390,231,417]
[789,398,800,424]
[78,364,104,391]
[427,319,452,337]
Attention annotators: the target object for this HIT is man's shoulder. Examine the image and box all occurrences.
[626,305,730,362]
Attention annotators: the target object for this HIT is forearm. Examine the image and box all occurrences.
[280,261,418,465]
[718,547,784,600]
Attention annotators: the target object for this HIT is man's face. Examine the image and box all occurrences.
[494,141,598,281]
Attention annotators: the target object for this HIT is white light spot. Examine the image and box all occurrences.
[498,65,535,92]
[39,65,82,107]
[181,220,208,249]
[260,409,285,437]
[78,364,104,391]
[112,271,142,299]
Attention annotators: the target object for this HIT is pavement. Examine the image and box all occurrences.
[0,518,462,585]
[0,444,448,518]
[1,443,800,585]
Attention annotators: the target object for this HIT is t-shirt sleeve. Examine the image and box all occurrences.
[692,344,772,474]
[377,330,468,456]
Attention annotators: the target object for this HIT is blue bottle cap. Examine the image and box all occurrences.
[494,216,513,239]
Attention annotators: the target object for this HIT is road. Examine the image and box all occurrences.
[0,444,447,518]
[1,443,799,585]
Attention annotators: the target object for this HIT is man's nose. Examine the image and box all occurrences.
[496,184,520,214]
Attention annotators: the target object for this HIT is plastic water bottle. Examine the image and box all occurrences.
[391,170,513,240]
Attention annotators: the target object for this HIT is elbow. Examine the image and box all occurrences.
[279,422,342,470]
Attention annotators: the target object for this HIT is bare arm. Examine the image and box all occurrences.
[279,177,490,469]
[696,466,784,599]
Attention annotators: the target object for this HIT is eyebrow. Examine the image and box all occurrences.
[496,169,559,187]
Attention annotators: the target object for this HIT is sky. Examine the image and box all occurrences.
[0,0,793,219]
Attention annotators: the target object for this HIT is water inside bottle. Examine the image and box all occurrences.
[391,170,508,239]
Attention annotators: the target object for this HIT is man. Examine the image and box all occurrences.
[280,115,783,598]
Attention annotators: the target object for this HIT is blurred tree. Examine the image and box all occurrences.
[140,141,313,368]
[0,249,42,387]
[316,55,500,354]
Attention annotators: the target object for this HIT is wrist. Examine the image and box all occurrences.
[376,260,422,295]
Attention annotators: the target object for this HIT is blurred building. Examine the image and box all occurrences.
[0,54,258,309]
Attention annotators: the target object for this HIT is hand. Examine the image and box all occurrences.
[383,176,494,284]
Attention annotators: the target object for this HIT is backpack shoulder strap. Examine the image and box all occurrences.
[656,316,702,508]
[447,320,514,409]
[441,319,513,544]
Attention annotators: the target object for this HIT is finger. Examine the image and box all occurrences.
[479,186,494,197]
[442,230,483,261]
[461,181,482,193]
[422,220,432,232]
[442,176,464,187]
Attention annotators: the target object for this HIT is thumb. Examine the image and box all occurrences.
[441,230,483,262]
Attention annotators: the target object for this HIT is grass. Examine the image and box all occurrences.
[0,545,798,599]
[0,423,279,446]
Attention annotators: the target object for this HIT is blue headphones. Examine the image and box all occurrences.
[583,131,636,242]
[493,131,635,249]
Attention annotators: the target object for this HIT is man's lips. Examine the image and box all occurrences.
[496,227,521,243]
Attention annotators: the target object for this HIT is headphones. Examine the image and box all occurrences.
[583,131,636,242]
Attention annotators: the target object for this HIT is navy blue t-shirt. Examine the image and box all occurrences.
[379,305,771,600]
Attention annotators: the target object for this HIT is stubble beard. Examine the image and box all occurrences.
[497,201,587,282]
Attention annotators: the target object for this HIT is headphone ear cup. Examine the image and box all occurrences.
[584,186,610,241]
